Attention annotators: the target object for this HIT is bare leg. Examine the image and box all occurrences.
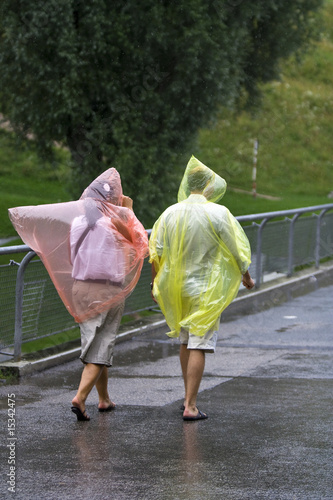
[71,363,104,418]
[95,366,116,410]
[180,347,206,418]
[180,344,190,404]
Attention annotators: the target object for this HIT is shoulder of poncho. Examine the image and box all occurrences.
[159,202,183,218]
[159,201,231,223]
[206,202,229,214]
[192,201,228,216]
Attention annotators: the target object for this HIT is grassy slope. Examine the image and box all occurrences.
[194,0,333,216]
[0,1,333,237]
[0,132,71,238]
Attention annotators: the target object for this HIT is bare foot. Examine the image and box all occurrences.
[183,409,208,421]
[183,409,199,418]
[98,400,116,411]
[183,405,205,419]
[71,396,90,420]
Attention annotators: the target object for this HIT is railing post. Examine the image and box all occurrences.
[14,251,36,361]
[287,214,300,277]
[315,208,331,268]
[255,218,268,288]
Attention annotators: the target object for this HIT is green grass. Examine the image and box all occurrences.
[0,130,71,238]
[1,0,333,237]
[21,327,80,355]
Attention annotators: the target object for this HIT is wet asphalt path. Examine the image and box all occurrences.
[1,284,332,499]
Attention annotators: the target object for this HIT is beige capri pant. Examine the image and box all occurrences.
[72,280,125,366]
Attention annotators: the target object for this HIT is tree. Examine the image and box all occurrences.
[0,0,323,226]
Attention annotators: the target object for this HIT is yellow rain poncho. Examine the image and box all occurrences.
[149,156,251,338]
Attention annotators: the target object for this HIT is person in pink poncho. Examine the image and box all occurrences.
[9,168,148,421]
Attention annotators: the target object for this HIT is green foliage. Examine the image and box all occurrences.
[194,0,333,215]
[0,0,324,227]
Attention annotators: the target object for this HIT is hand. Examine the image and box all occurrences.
[150,281,158,303]
[122,196,133,210]
[242,271,255,289]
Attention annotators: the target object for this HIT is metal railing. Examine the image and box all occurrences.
[237,204,333,285]
[1,203,332,361]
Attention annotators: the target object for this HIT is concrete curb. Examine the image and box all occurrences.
[1,263,332,377]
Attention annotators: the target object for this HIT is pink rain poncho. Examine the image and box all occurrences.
[149,156,252,338]
[9,168,149,323]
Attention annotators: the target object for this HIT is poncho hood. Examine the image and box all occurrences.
[178,156,227,203]
[80,168,123,205]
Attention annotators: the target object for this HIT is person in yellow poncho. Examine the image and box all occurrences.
[149,156,254,421]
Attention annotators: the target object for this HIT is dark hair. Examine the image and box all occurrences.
[187,166,213,193]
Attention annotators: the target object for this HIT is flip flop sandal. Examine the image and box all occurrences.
[183,410,208,421]
[71,406,90,421]
[98,404,116,412]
